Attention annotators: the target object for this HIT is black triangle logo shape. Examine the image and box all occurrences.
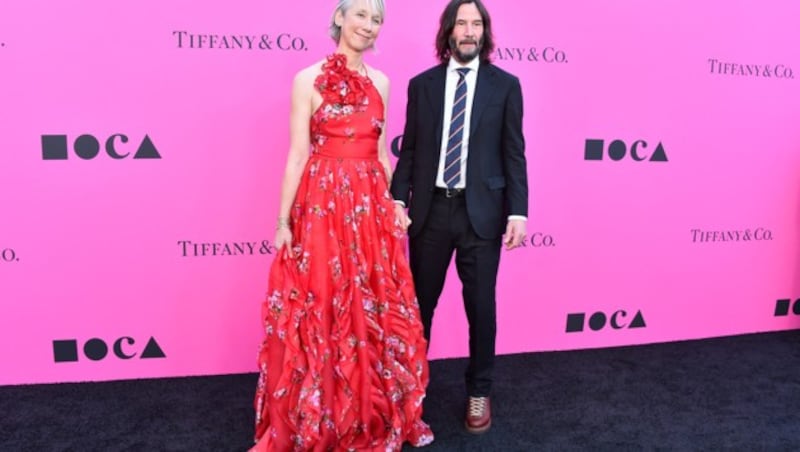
[629,311,647,328]
[649,143,668,162]
[134,135,162,159]
[141,337,166,358]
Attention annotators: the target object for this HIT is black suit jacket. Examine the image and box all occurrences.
[391,62,528,239]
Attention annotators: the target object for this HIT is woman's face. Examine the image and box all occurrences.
[336,0,383,52]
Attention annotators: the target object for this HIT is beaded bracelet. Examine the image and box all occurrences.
[276,217,290,230]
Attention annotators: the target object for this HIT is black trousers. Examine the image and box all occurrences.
[410,192,502,397]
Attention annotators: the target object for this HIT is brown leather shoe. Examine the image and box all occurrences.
[465,396,491,434]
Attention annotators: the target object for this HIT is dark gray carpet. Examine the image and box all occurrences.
[2,330,799,451]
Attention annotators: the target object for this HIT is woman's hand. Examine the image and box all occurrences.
[394,204,412,231]
[275,218,293,256]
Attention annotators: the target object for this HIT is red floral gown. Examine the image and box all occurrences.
[252,54,434,451]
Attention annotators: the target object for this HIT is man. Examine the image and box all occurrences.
[390,0,528,435]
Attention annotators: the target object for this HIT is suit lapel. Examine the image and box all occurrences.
[424,64,447,145]
[469,64,496,135]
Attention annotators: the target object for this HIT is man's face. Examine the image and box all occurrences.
[449,2,484,63]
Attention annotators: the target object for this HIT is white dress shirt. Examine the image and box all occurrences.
[435,56,480,189]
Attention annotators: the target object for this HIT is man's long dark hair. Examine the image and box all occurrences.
[435,0,495,64]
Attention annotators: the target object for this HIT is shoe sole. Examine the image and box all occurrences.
[464,419,492,434]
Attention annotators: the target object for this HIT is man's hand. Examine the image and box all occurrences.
[394,203,412,231]
[503,219,526,250]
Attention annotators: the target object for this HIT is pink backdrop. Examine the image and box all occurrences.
[2,0,799,385]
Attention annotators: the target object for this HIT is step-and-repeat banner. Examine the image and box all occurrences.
[2,0,799,385]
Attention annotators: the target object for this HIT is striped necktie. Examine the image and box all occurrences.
[444,67,470,189]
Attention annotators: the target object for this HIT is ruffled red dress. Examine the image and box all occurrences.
[251,54,434,451]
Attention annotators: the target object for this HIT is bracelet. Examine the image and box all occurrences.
[276,217,290,230]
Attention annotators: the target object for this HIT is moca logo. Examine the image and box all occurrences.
[774,299,800,317]
[53,337,166,362]
[41,134,161,160]
[566,310,646,333]
[584,139,668,162]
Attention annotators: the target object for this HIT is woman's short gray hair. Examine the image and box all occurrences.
[329,0,386,43]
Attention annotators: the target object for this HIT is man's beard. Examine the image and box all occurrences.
[449,36,482,63]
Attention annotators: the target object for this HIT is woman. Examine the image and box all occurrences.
[251,0,433,450]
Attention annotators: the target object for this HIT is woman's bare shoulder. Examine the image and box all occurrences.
[367,66,390,92]
[293,58,327,87]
